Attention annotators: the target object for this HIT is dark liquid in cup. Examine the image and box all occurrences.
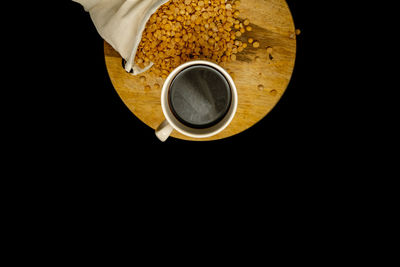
[168,65,232,129]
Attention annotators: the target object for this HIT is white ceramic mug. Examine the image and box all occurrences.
[155,60,238,142]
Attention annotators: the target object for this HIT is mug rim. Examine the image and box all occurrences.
[160,60,238,139]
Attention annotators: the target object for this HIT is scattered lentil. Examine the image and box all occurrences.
[270,89,278,96]
[134,0,259,78]
[135,0,248,76]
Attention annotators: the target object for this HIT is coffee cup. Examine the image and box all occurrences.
[155,60,238,141]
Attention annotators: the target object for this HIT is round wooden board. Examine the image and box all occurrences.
[104,0,296,141]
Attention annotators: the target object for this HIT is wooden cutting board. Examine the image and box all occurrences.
[104,0,297,141]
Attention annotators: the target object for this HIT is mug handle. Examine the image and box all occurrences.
[155,120,174,142]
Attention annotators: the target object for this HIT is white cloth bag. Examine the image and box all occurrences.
[73,0,169,75]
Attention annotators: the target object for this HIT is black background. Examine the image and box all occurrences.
[4,1,381,237]
[4,1,381,235]
[36,1,333,152]
[7,1,372,224]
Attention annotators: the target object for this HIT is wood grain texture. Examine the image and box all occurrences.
[104,0,297,141]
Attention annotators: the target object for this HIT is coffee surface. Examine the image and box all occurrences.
[168,65,231,128]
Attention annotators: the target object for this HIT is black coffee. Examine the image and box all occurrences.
[168,65,231,129]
